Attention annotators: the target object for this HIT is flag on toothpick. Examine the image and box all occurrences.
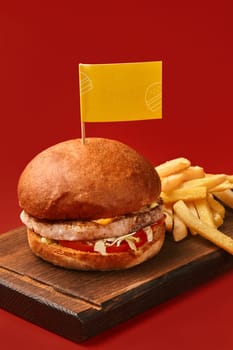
[79,61,162,141]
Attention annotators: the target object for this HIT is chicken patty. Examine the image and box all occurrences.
[20,204,163,241]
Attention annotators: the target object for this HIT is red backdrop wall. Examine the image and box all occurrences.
[1,1,233,233]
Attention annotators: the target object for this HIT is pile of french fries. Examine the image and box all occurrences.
[155,157,233,254]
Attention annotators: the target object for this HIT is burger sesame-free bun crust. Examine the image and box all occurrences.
[27,224,165,271]
[18,138,161,220]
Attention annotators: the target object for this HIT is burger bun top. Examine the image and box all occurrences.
[18,138,161,220]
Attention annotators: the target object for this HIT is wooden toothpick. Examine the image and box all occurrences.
[81,120,86,144]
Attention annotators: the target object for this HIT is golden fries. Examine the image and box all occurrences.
[155,157,191,177]
[182,166,205,180]
[181,174,226,190]
[173,213,188,242]
[186,202,199,235]
[155,157,233,254]
[213,189,233,209]
[173,200,233,255]
[160,166,205,192]
[211,181,233,192]
[164,204,173,232]
[227,175,233,183]
[193,198,215,228]
[161,173,186,192]
[212,212,224,228]
[207,194,225,218]
[161,186,207,204]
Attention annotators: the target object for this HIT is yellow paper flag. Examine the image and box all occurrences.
[79,61,162,122]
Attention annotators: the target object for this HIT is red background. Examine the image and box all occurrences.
[1,1,233,349]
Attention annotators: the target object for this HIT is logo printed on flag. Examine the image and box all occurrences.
[79,61,162,123]
[80,72,93,95]
[145,82,162,112]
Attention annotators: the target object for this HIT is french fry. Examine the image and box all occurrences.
[213,189,233,209]
[161,186,207,204]
[212,211,224,228]
[227,175,233,183]
[193,198,215,228]
[207,174,233,183]
[173,200,233,255]
[173,213,188,242]
[156,157,233,252]
[161,166,205,192]
[207,194,225,218]
[161,173,185,192]
[186,202,199,235]
[182,166,205,181]
[210,181,233,192]
[155,157,191,177]
[181,174,226,191]
[164,204,174,232]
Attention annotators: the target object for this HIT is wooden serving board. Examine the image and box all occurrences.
[1,210,233,342]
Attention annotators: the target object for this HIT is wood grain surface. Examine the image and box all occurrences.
[1,210,233,342]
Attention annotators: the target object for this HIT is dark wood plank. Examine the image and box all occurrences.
[1,210,233,342]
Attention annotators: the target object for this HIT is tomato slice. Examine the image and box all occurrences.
[60,240,94,252]
[60,229,148,253]
[60,216,165,254]
[106,229,148,253]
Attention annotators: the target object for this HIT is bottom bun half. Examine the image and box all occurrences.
[27,224,165,271]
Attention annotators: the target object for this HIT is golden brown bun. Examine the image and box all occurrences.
[27,224,165,271]
[18,138,161,220]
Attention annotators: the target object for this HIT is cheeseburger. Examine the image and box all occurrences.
[18,138,165,270]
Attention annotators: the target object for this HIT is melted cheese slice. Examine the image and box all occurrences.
[93,218,115,225]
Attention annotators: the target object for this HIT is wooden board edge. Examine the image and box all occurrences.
[0,267,90,342]
[60,250,233,341]
[1,229,233,342]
